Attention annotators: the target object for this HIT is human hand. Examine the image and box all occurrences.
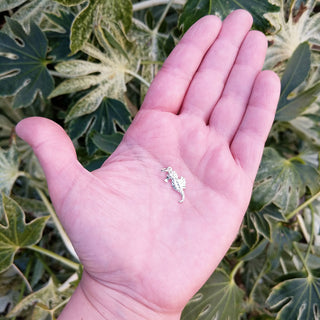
[16,10,280,320]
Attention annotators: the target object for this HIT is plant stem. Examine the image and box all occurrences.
[230,260,243,282]
[126,69,151,87]
[37,188,79,261]
[133,0,186,11]
[286,189,320,220]
[29,245,80,271]
[154,0,175,33]
[293,242,311,276]
[305,204,315,259]
[248,262,267,302]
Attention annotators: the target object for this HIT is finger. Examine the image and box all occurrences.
[15,117,86,213]
[231,70,281,181]
[179,10,253,122]
[209,30,268,140]
[141,15,222,114]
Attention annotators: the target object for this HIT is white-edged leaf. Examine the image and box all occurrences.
[0,144,22,195]
[7,278,72,319]
[0,195,49,273]
[264,0,320,70]
[51,21,140,121]
[181,269,244,320]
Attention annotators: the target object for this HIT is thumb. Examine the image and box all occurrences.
[16,117,85,212]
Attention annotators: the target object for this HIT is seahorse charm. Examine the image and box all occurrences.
[161,167,186,203]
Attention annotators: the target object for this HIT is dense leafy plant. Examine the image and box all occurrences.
[0,0,320,319]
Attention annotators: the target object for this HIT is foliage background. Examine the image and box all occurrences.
[0,0,320,319]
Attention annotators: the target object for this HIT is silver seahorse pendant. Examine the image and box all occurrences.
[161,167,186,203]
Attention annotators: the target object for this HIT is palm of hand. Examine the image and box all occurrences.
[16,10,280,316]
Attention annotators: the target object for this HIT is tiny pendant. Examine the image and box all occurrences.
[161,167,186,203]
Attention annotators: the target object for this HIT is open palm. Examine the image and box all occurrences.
[16,10,280,319]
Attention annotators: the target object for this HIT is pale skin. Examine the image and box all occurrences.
[16,10,281,320]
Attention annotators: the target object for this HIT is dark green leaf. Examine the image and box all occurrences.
[45,10,75,60]
[249,205,286,240]
[68,98,131,155]
[179,0,279,33]
[181,269,244,320]
[276,42,320,121]
[91,132,123,154]
[267,223,301,269]
[0,18,54,108]
[0,194,49,273]
[251,147,320,214]
[267,272,320,320]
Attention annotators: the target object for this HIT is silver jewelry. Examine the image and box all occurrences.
[161,167,186,203]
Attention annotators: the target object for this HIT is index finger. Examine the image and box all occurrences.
[141,15,222,114]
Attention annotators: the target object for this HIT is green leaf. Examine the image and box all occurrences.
[0,194,49,273]
[275,42,320,121]
[0,0,28,12]
[181,269,244,320]
[267,272,320,320]
[179,0,279,33]
[91,132,124,154]
[62,0,132,53]
[0,18,54,108]
[45,10,75,60]
[50,21,139,122]
[7,278,72,319]
[0,144,22,195]
[1,0,64,37]
[68,98,131,155]
[264,0,320,70]
[251,148,320,214]
[249,205,286,240]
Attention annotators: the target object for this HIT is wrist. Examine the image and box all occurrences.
[58,271,181,320]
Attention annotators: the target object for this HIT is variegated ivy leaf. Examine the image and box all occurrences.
[181,268,244,320]
[55,0,132,53]
[0,144,23,195]
[49,21,141,122]
[0,194,49,273]
[264,0,320,70]
[251,147,320,214]
[0,0,64,36]
[7,278,73,319]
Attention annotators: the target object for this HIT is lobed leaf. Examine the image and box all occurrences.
[267,272,320,320]
[0,194,49,273]
[0,144,22,195]
[91,132,124,154]
[179,0,279,33]
[7,278,72,319]
[264,0,320,70]
[181,269,244,320]
[62,0,133,53]
[1,0,64,36]
[68,98,131,155]
[251,147,320,214]
[0,18,54,108]
[50,20,140,122]
[45,10,75,61]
